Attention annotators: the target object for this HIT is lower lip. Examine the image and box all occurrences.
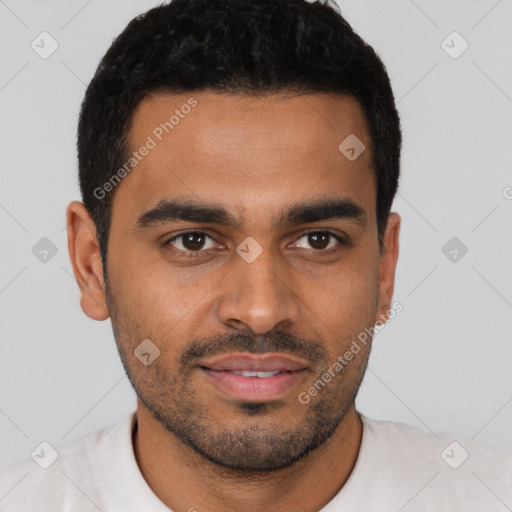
[200,368,307,401]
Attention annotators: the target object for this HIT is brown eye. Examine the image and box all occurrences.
[182,232,206,250]
[165,231,216,252]
[293,231,344,251]
[308,232,330,250]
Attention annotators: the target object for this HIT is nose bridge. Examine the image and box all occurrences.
[216,240,300,334]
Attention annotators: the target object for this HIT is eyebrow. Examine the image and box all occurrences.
[136,197,367,230]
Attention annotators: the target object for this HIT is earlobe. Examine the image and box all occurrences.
[66,201,110,321]
[375,212,401,324]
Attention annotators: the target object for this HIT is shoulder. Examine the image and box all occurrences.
[361,414,511,467]
[357,414,512,509]
[0,413,133,511]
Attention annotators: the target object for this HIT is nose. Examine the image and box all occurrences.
[215,243,301,335]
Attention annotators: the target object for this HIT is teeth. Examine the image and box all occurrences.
[231,370,281,378]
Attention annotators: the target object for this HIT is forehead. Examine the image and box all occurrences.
[111,91,375,228]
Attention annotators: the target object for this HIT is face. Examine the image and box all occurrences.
[69,91,400,472]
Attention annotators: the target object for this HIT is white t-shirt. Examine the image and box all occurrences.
[1,411,510,511]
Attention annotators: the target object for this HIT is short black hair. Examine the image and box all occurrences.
[77,0,401,267]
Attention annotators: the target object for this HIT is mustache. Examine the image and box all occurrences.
[179,330,329,368]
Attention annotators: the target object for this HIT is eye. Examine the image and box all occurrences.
[163,229,347,256]
[291,231,345,251]
[164,231,218,253]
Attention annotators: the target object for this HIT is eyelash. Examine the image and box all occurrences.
[163,229,347,257]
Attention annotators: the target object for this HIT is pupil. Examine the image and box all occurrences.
[310,232,329,250]
[185,233,204,250]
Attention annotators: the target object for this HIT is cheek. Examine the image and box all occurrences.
[108,240,176,314]
[107,228,380,342]
[108,252,213,352]
[307,254,379,329]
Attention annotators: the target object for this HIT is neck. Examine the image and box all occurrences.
[133,402,363,512]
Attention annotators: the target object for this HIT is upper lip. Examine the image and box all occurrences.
[199,353,309,372]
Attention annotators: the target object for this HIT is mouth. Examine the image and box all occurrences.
[198,352,309,401]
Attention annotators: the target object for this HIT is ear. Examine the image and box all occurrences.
[66,201,109,321]
[375,212,400,324]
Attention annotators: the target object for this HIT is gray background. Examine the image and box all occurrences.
[1,0,511,467]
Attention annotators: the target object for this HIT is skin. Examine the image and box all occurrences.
[67,91,400,512]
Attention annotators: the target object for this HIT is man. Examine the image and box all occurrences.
[1,0,510,510]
